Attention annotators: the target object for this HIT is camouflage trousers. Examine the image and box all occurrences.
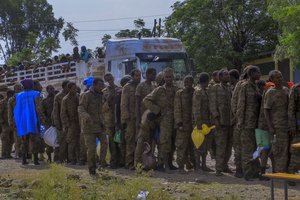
[134,124,156,166]
[66,123,80,162]
[13,130,22,157]
[233,124,242,171]
[58,129,68,162]
[175,127,193,168]
[84,132,108,173]
[288,134,300,173]
[106,127,117,166]
[79,131,87,163]
[215,126,233,171]
[157,117,174,166]
[1,125,14,158]
[124,119,136,168]
[241,128,260,177]
[20,133,40,154]
[272,129,288,172]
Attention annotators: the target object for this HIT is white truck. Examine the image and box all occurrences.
[0,37,192,89]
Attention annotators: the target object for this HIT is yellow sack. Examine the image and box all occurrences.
[191,124,216,149]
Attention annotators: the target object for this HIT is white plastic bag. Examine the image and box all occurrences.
[42,126,59,147]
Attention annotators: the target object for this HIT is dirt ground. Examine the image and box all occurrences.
[0,154,300,200]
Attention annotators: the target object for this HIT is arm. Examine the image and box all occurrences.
[288,87,297,134]
[174,90,183,128]
[35,96,48,128]
[209,85,220,125]
[78,93,92,122]
[7,98,14,128]
[143,88,161,115]
[236,85,246,127]
[52,95,62,130]
[264,91,275,134]
[60,99,70,129]
[231,83,240,115]
[0,101,5,124]
[120,85,130,124]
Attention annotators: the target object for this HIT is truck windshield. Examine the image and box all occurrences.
[137,53,188,80]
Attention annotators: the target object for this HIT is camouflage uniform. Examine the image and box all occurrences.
[7,96,21,157]
[231,80,246,172]
[264,87,289,172]
[143,84,178,168]
[236,80,261,177]
[174,87,194,169]
[210,83,233,172]
[102,84,122,167]
[42,94,57,161]
[288,84,300,172]
[0,98,14,158]
[52,91,68,162]
[61,93,80,163]
[208,80,217,158]
[78,93,87,164]
[121,82,139,168]
[78,89,107,173]
[134,110,158,166]
[192,87,212,169]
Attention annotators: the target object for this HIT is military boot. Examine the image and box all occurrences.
[33,153,40,165]
[201,155,213,172]
[22,154,29,165]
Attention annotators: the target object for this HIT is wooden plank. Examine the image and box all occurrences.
[291,143,300,148]
[263,173,300,181]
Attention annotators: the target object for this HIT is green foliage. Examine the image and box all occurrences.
[101,34,112,47]
[268,0,300,66]
[62,22,79,46]
[166,0,278,72]
[115,19,152,38]
[32,165,82,200]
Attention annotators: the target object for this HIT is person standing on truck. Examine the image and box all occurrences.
[121,69,141,170]
[143,68,178,173]
[52,80,70,163]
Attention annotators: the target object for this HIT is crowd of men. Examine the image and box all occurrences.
[0,65,299,182]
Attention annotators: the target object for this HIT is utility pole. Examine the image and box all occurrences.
[152,19,157,37]
[158,18,162,37]
[0,44,7,63]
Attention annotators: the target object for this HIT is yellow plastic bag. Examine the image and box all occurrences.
[191,124,216,149]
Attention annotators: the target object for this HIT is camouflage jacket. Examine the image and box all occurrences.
[61,93,79,128]
[135,81,156,116]
[236,80,261,129]
[193,87,210,126]
[210,83,232,126]
[42,95,54,127]
[78,89,104,134]
[0,98,9,126]
[52,91,67,130]
[288,83,300,131]
[7,96,16,128]
[174,87,194,129]
[120,82,138,123]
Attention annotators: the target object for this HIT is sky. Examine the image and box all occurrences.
[47,0,180,55]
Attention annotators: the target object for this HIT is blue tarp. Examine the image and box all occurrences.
[14,91,40,136]
[83,76,94,89]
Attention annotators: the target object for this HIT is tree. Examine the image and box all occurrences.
[115,19,152,38]
[101,34,112,48]
[165,0,279,72]
[0,0,78,64]
[268,0,300,66]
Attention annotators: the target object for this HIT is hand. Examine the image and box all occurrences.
[197,124,202,130]
[215,118,221,127]
[289,129,297,136]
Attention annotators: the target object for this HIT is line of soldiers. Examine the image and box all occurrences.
[0,66,299,180]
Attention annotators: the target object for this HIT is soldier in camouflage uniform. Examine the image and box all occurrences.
[143,68,178,172]
[236,66,262,181]
[288,81,300,174]
[42,85,56,162]
[210,69,233,176]
[174,75,194,173]
[121,69,141,169]
[264,70,289,173]
[0,89,15,159]
[52,80,70,162]
[61,82,80,165]
[193,72,214,172]
[102,73,122,168]
[208,70,219,160]
[78,78,107,175]
[231,67,249,178]
[8,83,23,158]
[135,68,157,129]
